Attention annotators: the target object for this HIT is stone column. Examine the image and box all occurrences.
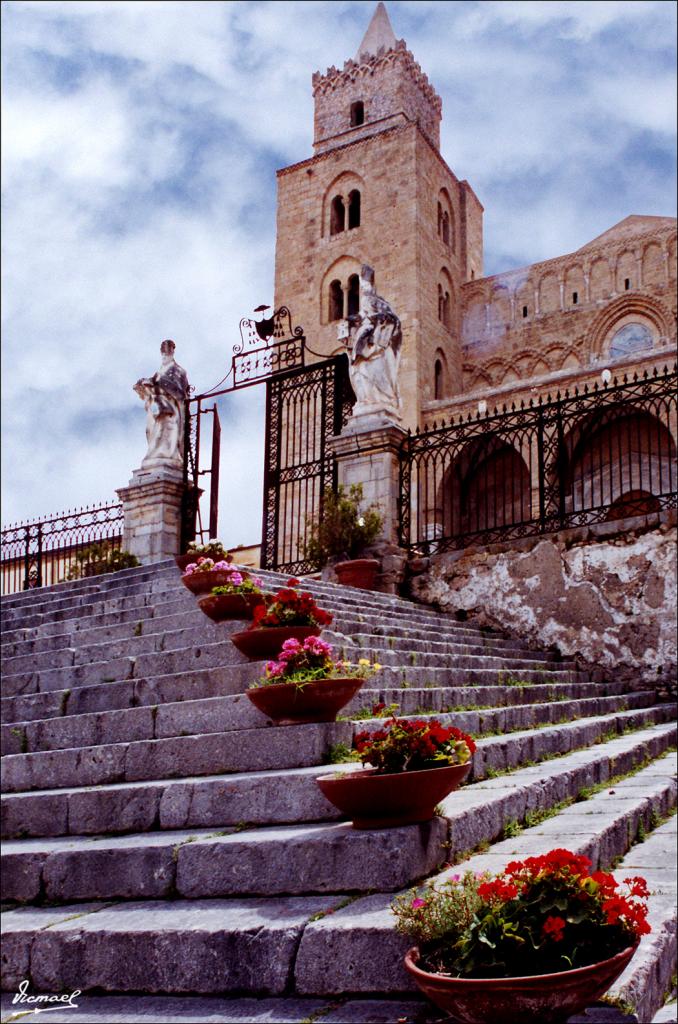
[329,412,408,592]
[116,465,187,563]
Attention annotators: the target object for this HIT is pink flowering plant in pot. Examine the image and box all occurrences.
[182,558,264,600]
[392,849,651,1024]
[245,636,379,724]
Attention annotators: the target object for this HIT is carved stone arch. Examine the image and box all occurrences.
[438,266,455,330]
[587,293,673,363]
[322,170,366,238]
[433,347,449,400]
[484,358,509,384]
[614,247,637,293]
[437,186,455,251]
[538,270,560,315]
[641,241,663,285]
[512,275,533,319]
[467,367,492,391]
[589,256,613,300]
[564,262,585,306]
[668,236,677,280]
[320,254,362,325]
[489,282,511,331]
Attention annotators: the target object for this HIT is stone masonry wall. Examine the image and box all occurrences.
[410,523,677,693]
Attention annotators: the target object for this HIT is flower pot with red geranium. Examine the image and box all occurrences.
[230,579,333,660]
[305,484,383,590]
[246,636,380,725]
[392,850,650,1024]
[316,714,475,829]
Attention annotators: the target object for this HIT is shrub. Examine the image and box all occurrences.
[66,544,140,580]
[305,484,382,565]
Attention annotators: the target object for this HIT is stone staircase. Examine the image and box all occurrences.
[1,561,676,1024]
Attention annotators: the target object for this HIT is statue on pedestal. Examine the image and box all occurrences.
[134,340,190,468]
[341,265,402,419]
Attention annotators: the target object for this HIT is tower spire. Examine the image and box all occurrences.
[356,2,398,61]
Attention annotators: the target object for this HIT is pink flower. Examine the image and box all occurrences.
[183,563,198,576]
[253,578,263,587]
[230,572,244,586]
[411,898,426,909]
[304,636,333,656]
[265,661,286,678]
[213,560,231,571]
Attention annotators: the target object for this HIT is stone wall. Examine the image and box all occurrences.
[409,523,677,694]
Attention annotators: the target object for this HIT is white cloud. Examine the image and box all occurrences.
[1,0,676,543]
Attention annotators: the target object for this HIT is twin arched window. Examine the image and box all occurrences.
[330,190,361,235]
[329,273,360,322]
[438,283,451,329]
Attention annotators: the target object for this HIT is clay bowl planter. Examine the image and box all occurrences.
[175,550,230,573]
[197,592,263,622]
[404,943,638,1024]
[334,558,380,590]
[181,569,239,596]
[247,676,365,725]
[230,625,321,661]
[316,761,470,829]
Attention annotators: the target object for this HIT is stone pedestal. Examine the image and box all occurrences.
[116,463,186,564]
[329,414,408,592]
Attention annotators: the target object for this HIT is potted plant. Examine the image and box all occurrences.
[197,566,265,621]
[230,579,333,660]
[315,714,475,829]
[175,539,230,573]
[306,484,383,589]
[246,636,380,724]
[180,557,243,596]
[393,849,650,1024]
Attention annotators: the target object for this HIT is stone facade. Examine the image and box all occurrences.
[273,6,676,433]
[410,521,677,692]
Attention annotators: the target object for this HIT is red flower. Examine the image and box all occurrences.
[477,878,519,903]
[542,915,566,942]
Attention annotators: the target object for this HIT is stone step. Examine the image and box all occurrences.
[1,721,352,794]
[1,642,590,703]
[0,672,628,729]
[0,688,659,758]
[0,613,558,672]
[2,815,451,903]
[2,756,674,998]
[0,994,443,1024]
[3,720,673,843]
[0,620,565,679]
[293,759,678,999]
[3,728,674,905]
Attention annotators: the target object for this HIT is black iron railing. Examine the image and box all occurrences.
[1,501,125,595]
[400,366,677,554]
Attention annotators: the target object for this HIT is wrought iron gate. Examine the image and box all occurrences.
[180,305,353,571]
[261,356,353,574]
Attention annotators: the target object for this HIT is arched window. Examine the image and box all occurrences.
[437,202,443,237]
[350,100,365,127]
[434,359,443,400]
[329,280,344,321]
[347,273,360,317]
[330,196,345,235]
[609,323,653,359]
[442,211,450,246]
[438,283,444,322]
[348,190,361,230]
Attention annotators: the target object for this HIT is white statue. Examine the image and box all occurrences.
[343,265,402,417]
[134,340,190,468]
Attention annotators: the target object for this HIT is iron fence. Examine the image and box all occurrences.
[400,366,678,554]
[1,501,125,595]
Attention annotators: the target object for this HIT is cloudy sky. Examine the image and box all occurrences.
[2,0,676,546]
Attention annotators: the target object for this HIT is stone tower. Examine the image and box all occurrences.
[274,2,484,428]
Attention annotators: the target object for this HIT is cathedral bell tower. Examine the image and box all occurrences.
[274,2,483,427]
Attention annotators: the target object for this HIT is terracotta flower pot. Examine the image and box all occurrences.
[404,943,638,1024]
[334,558,380,590]
[197,592,263,622]
[247,676,365,725]
[315,761,470,829]
[230,624,321,660]
[175,550,230,572]
[181,569,241,596]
